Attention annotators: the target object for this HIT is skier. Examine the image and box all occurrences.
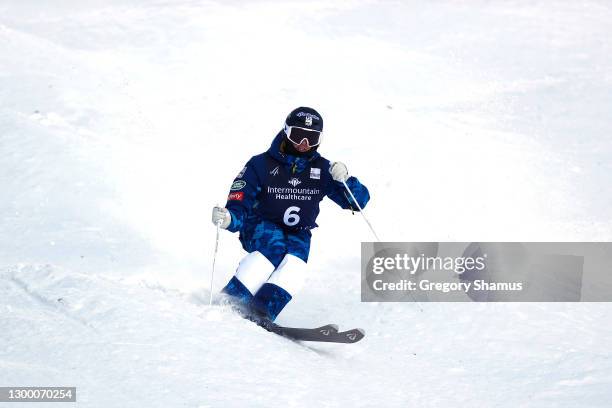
[212,107,370,323]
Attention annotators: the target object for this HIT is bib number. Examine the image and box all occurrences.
[283,206,301,227]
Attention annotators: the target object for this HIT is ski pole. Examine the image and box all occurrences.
[341,180,381,242]
[342,180,423,312]
[209,219,222,306]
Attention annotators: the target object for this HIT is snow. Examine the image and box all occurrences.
[1,0,612,406]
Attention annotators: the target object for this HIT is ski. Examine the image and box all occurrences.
[334,328,366,343]
[223,300,366,343]
[263,322,365,344]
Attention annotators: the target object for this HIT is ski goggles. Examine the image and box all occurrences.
[284,123,322,147]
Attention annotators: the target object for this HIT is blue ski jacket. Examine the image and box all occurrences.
[224,131,370,267]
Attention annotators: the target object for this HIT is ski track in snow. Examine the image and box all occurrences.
[2,265,612,407]
[1,0,612,407]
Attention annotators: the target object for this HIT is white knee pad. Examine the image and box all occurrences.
[267,254,308,296]
[234,251,276,295]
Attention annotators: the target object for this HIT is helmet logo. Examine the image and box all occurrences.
[296,111,320,120]
[305,116,313,127]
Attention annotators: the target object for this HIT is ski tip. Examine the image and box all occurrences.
[344,328,366,343]
[328,324,339,332]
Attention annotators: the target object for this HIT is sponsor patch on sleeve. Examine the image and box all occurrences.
[228,192,244,201]
[231,180,246,191]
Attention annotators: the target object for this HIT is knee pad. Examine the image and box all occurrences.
[233,251,276,295]
[266,254,308,296]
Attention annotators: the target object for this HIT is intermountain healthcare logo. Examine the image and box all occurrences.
[288,177,301,187]
[267,186,320,201]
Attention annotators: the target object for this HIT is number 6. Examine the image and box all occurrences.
[283,206,301,226]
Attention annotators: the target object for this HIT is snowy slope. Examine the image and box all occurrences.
[3,264,612,407]
[1,1,612,407]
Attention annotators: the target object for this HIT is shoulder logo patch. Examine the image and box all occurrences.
[310,168,321,179]
[231,180,246,191]
[228,192,244,201]
[270,166,280,176]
